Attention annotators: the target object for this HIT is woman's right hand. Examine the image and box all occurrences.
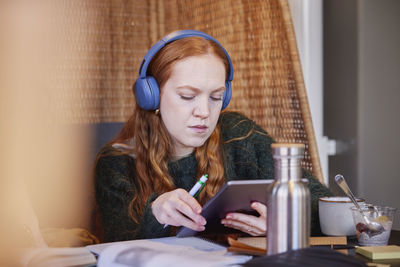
[151,189,207,231]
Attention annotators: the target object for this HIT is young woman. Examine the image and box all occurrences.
[94,30,331,242]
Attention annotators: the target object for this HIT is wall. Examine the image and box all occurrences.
[324,0,400,230]
[358,0,400,230]
[324,0,359,192]
[288,0,331,185]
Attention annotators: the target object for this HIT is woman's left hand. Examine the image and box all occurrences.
[221,202,267,236]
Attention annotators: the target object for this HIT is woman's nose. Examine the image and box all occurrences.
[193,97,210,118]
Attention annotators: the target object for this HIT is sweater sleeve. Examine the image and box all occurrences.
[220,112,275,180]
[94,150,170,242]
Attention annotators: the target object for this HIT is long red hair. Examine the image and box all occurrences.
[112,36,229,224]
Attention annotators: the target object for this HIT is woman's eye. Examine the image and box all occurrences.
[210,96,223,101]
[180,95,195,100]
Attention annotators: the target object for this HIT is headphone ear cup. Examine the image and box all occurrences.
[221,81,232,110]
[135,76,160,110]
[146,76,160,109]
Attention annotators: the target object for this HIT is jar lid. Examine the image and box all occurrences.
[271,143,305,148]
[271,143,305,158]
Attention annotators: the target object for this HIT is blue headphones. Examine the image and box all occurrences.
[134,30,233,110]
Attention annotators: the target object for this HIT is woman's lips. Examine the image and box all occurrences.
[190,125,208,133]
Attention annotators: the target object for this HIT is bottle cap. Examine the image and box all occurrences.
[271,143,305,158]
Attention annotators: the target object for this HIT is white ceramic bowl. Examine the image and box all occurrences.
[319,196,365,236]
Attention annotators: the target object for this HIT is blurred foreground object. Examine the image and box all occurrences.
[0,0,93,264]
[41,228,99,247]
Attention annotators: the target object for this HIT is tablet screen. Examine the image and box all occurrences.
[176,179,274,237]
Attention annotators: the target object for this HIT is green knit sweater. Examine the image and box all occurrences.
[95,112,332,242]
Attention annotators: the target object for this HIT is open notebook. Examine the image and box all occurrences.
[87,236,251,267]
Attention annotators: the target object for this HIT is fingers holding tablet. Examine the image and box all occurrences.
[221,201,267,236]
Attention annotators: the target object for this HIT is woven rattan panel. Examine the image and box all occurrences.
[56,0,322,182]
[53,1,148,123]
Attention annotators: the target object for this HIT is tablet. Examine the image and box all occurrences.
[176,179,274,237]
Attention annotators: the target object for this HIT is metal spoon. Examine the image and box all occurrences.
[334,174,384,234]
[367,204,382,218]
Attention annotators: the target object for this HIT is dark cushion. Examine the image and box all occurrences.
[91,122,124,161]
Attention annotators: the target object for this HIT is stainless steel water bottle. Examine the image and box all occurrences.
[266,143,310,255]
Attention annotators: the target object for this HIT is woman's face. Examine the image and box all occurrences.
[159,54,226,158]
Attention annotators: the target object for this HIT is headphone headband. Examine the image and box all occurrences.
[135,30,233,110]
[138,30,233,82]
